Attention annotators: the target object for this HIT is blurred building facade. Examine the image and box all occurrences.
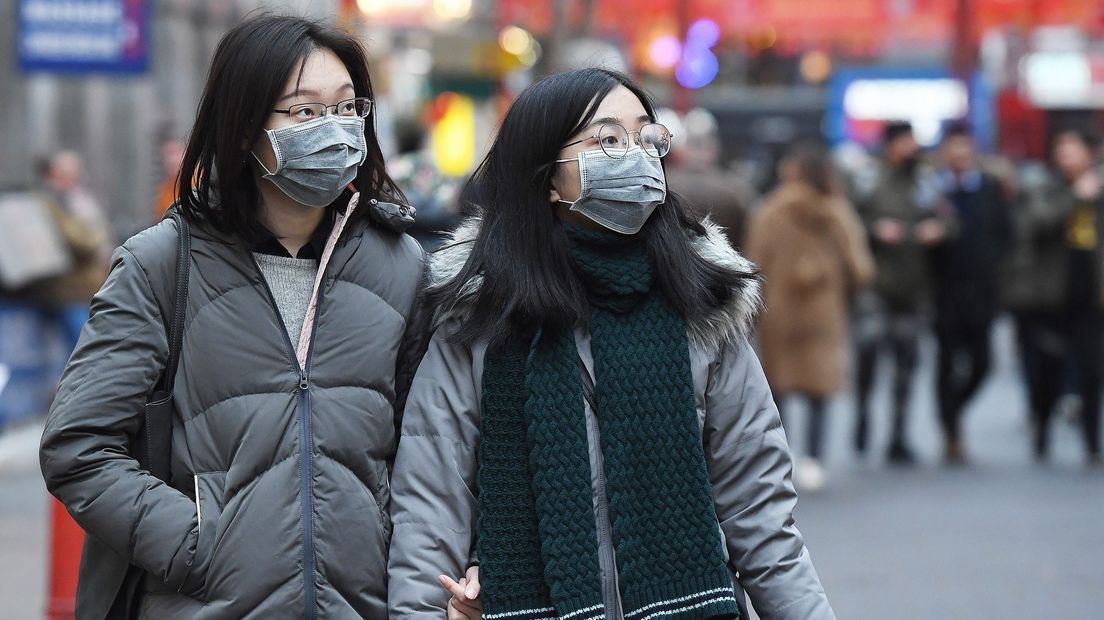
[2,0,1104,238]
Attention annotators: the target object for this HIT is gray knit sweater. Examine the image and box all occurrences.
[254,253,318,345]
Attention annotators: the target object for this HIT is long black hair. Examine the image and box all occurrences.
[176,14,403,241]
[429,67,756,346]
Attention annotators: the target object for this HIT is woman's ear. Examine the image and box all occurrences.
[549,186,562,205]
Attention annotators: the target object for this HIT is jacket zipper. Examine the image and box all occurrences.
[581,359,626,618]
[251,255,327,620]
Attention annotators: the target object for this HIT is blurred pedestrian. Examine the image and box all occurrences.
[854,121,957,464]
[666,107,755,248]
[27,150,112,350]
[1014,129,1104,465]
[40,15,428,618]
[388,68,834,619]
[387,118,462,249]
[746,143,873,490]
[154,137,186,218]
[931,125,1012,464]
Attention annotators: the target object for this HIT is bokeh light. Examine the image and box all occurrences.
[676,49,719,89]
[498,26,533,56]
[649,35,682,69]
[356,0,387,16]
[687,19,721,48]
[800,50,833,83]
[432,0,472,21]
[750,25,778,50]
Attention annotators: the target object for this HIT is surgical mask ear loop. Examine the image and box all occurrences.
[251,150,276,176]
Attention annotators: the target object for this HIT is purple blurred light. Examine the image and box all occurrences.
[687,18,720,48]
[675,49,719,89]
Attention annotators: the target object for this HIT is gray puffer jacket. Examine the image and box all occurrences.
[387,218,834,619]
[41,201,426,619]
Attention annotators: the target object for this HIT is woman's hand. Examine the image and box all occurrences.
[438,566,482,620]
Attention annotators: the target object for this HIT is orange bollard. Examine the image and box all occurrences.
[44,498,83,620]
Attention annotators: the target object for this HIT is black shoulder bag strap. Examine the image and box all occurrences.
[140,209,190,483]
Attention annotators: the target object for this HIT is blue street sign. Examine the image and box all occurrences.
[17,0,149,74]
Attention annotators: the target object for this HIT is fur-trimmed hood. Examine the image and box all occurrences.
[427,217,762,351]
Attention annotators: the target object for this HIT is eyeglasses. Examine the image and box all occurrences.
[561,122,674,159]
[272,97,373,123]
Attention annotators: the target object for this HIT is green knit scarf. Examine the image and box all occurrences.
[477,224,739,620]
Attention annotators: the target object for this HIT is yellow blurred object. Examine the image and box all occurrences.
[499,26,533,56]
[156,178,175,218]
[431,93,475,177]
[433,0,471,20]
[800,50,832,83]
[357,0,388,15]
[1067,204,1097,250]
[750,25,778,50]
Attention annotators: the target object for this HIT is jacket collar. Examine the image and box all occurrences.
[427,216,762,351]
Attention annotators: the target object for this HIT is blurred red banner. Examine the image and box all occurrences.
[499,0,1104,55]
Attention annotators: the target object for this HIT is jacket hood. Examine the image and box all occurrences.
[427,216,762,351]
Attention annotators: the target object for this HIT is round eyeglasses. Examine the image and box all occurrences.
[561,122,674,159]
[272,97,373,123]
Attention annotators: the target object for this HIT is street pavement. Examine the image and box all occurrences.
[1,320,1101,619]
[781,320,1104,619]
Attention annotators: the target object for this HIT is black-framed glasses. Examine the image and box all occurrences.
[562,122,674,158]
[272,97,373,123]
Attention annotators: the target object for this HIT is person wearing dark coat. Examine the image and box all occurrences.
[931,125,1012,464]
[1011,130,1104,465]
[854,122,958,464]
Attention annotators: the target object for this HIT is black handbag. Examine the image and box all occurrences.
[75,209,191,620]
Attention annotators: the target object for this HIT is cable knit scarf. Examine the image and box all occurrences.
[477,224,739,620]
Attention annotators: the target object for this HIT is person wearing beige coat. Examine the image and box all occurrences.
[746,146,874,489]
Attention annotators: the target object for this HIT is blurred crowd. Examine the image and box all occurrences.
[4,103,1104,492]
[740,119,1104,490]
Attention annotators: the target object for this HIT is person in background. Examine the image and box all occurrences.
[154,137,186,217]
[666,107,755,249]
[1016,129,1104,465]
[387,118,462,249]
[746,143,873,491]
[854,121,956,465]
[931,125,1012,464]
[28,150,112,350]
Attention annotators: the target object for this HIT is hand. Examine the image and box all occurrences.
[914,219,946,245]
[1073,171,1102,201]
[874,218,905,244]
[439,566,482,620]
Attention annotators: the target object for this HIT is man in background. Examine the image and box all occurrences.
[666,108,755,249]
[931,125,1011,464]
[855,122,956,464]
[27,150,112,350]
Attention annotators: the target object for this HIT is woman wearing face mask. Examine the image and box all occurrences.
[388,69,834,620]
[40,15,426,619]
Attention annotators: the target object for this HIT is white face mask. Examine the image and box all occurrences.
[252,115,367,208]
[556,148,667,235]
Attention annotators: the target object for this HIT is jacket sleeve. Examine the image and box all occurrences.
[703,338,835,620]
[1025,181,1076,244]
[393,254,432,439]
[39,246,211,595]
[388,327,482,617]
